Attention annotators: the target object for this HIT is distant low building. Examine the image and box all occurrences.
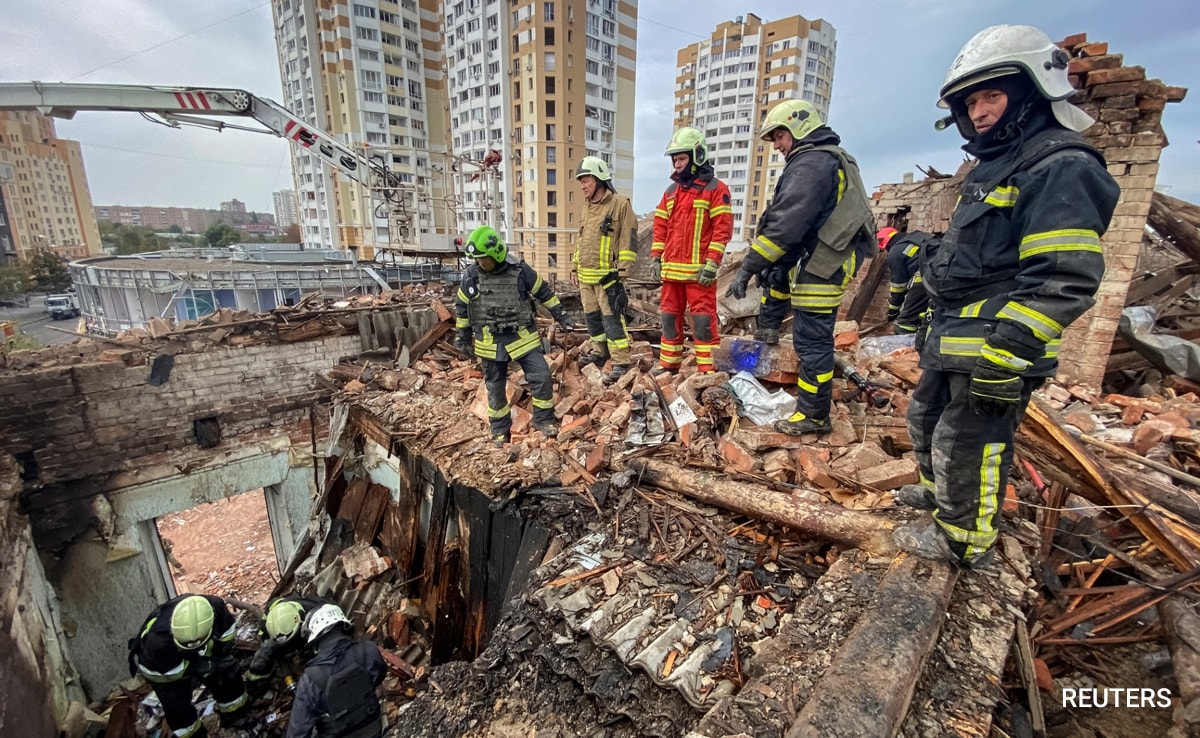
[94,203,277,233]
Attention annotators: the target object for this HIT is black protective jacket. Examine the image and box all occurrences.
[743,127,843,277]
[129,594,238,682]
[287,632,386,738]
[454,255,566,361]
[920,109,1120,376]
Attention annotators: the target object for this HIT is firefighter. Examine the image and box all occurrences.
[455,225,573,445]
[286,604,386,738]
[879,227,936,335]
[244,594,324,694]
[726,99,876,435]
[572,155,638,382]
[127,594,249,738]
[650,127,734,374]
[892,25,1119,567]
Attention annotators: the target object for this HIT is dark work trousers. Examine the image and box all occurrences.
[790,309,836,422]
[894,281,930,334]
[481,351,555,436]
[154,658,246,737]
[906,368,1040,560]
[757,269,792,331]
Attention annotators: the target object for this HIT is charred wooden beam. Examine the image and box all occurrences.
[785,554,957,738]
[628,459,898,556]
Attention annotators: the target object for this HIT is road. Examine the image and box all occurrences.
[1,295,82,348]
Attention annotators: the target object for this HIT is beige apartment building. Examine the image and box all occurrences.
[272,0,636,281]
[673,14,836,244]
[0,111,103,262]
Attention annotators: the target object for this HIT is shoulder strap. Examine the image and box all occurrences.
[971,130,1101,202]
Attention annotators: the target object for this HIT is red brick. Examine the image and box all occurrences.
[1078,42,1109,57]
[1121,404,1145,425]
[1058,32,1088,49]
[583,441,607,473]
[719,436,760,473]
[557,415,591,442]
[1086,66,1145,86]
[1069,55,1122,74]
[834,331,858,351]
[431,299,453,322]
[796,449,839,490]
[855,458,919,491]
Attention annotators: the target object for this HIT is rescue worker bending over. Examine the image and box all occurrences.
[879,227,936,334]
[572,155,638,382]
[726,100,876,436]
[245,594,324,694]
[892,25,1119,567]
[455,225,573,445]
[651,127,734,374]
[128,594,249,738]
[286,604,386,738]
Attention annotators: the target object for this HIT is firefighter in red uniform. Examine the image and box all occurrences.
[650,127,734,374]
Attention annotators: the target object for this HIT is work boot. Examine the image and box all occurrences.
[604,364,631,384]
[773,413,831,436]
[893,521,997,570]
[753,327,780,345]
[532,419,560,437]
[892,484,936,510]
[651,365,677,378]
[578,351,608,368]
[492,433,510,447]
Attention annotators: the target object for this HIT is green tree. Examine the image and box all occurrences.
[28,248,71,292]
[203,223,241,248]
[0,262,34,303]
[167,224,183,234]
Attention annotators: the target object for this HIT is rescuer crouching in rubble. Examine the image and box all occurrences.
[455,225,575,446]
[128,594,251,738]
[244,594,325,696]
[286,604,386,738]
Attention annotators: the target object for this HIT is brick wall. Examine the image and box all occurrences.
[0,334,360,489]
[857,34,1185,389]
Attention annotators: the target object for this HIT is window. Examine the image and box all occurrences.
[545,76,555,94]
[547,190,557,206]
[543,2,554,21]
[546,169,557,184]
[544,52,556,71]
[545,123,556,140]
[353,4,376,18]
[356,26,379,41]
[546,146,556,163]
[545,100,555,116]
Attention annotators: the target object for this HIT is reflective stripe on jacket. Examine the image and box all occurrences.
[651,174,734,282]
[574,189,637,284]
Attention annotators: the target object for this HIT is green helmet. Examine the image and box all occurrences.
[465,225,507,262]
[664,127,708,166]
[575,155,612,182]
[265,600,305,641]
[170,595,215,650]
[758,99,824,143]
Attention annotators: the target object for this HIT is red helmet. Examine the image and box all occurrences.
[876,227,900,250]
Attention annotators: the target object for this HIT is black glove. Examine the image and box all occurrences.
[914,313,931,355]
[556,313,575,332]
[650,258,662,281]
[247,638,279,679]
[600,271,629,318]
[697,259,719,287]
[969,359,1025,418]
[454,329,473,356]
[886,305,901,322]
[725,268,753,300]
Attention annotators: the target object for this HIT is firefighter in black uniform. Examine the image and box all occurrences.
[455,225,573,446]
[892,25,1120,566]
[286,604,386,738]
[726,98,876,436]
[879,227,936,334]
[128,594,249,738]
[244,594,324,694]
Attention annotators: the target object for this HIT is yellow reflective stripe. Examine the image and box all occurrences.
[608,336,630,350]
[577,266,613,281]
[709,205,733,216]
[983,186,1018,207]
[217,691,248,712]
[487,404,510,418]
[709,242,727,254]
[765,287,789,300]
[981,344,1032,373]
[911,273,923,284]
[752,235,784,261]
[816,370,834,383]
[938,336,986,357]
[457,288,470,303]
[140,659,189,683]
[903,244,919,257]
[532,275,545,293]
[599,235,611,269]
[174,719,205,738]
[542,295,562,310]
[217,623,236,643]
[794,283,844,294]
[654,209,668,218]
[840,253,859,288]
[997,301,1063,342]
[455,317,470,329]
[889,282,907,293]
[957,300,987,319]
[1019,228,1102,259]
[662,262,702,280]
[1044,339,1062,358]
[618,250,638,261]
[504,328,541,356]
[141,617,158,639]
[934,516,1000,552]
[797,377,818,394]
[837,169,845,201]
[693,209,704,264]
[532,397,555,409]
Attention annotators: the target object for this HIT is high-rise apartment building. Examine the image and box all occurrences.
[272,0,636,282]
[273,189,300,228]
[0,111,103,262]
[673,14,836,244]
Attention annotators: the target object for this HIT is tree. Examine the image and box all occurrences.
[167,224,183,234]
[203,223,241,248]
[0,262,34,303]
[28,248,71,293]
[282,224,302,243]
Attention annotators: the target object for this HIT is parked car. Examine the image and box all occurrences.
[45,293,80,320]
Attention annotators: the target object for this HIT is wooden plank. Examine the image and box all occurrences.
[1162,595,1200,736]
[500,523,551,625]
[407,321,452,359]
[786,554,958,738]
[486,504,525,638]
[351,483,390,547]
[454,481,492,657]
[335,476,370,525]
[390,447,423,577]
[844,252,889,323]
[419,461,452,626]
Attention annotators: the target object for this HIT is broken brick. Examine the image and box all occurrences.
[854,458,919,491]
[583,442,607,474]
[557,415,591,442]
[796,449,839,490]
[719,436,760,473]
[833,331,858,351]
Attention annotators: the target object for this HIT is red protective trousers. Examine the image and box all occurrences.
[659,280,719,372]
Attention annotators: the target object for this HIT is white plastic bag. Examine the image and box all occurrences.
[727,371,795,426]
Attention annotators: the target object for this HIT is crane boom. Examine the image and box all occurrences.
[0,81,417,245]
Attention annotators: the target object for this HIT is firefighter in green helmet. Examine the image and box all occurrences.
[455,225,574,445]
[128,594,250,737]
[244,594,324,694]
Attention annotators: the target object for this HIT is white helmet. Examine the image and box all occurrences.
[303,604,350,644]
[938,25,1093,134]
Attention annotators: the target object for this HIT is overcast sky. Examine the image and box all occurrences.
[2,0,1197,217]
